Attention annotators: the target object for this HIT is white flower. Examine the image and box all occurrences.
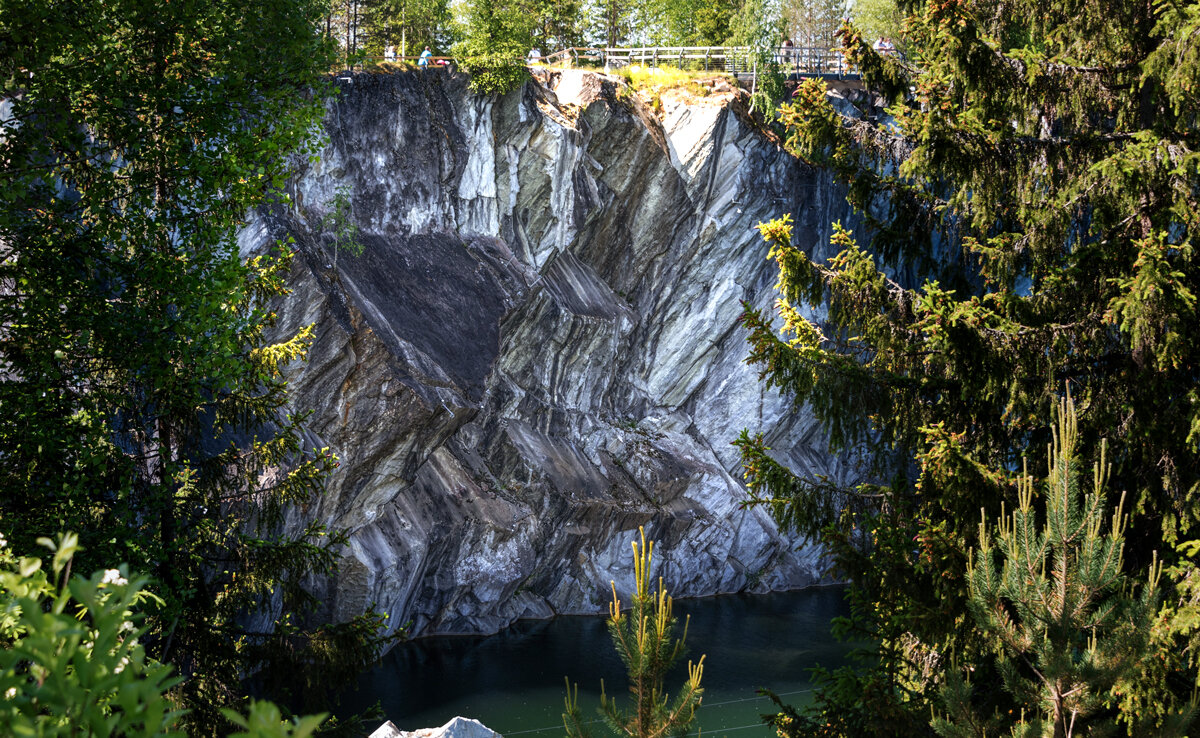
[0,533,7,548]
[114,656,130,674]
[101,569,127,586]
[4,687,15,699]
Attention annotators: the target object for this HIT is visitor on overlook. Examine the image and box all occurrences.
[779,37,794,65]
[385,44,395,62]
[419,46,432,67]
[528,48,542,63]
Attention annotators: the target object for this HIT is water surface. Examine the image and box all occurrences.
[338,586,854,737]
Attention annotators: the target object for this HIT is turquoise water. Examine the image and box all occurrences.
[336,586,854,737]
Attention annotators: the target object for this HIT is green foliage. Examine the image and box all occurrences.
[741,0,1200,732]
[452,0,534,94]
[563,527,705,738]
[849,0,905,51]
[0,534,326,737]
[782,0,846,48]
[692,3,737,45]
[0,0,386,731]
[749,63,787,121]
[318,186,365,271]
[728,0,781,49]
[1147,540,1200,729]
[0,534,182,736]
[222,703,327,738]
[725,0,787,118]
[557,0,745,49]
[616,65,722,107]
[587,0,634,46]
[359,0,453,58]
[933,397,1192,737]
[640,0,737,45]
[459,54,532,95]
[527,0,586,49]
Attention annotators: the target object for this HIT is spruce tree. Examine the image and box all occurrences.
[0,0,385,730]
[737,0,1200,732]
[563,527,705,738]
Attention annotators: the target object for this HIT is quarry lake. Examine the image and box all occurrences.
[336,585,854,737]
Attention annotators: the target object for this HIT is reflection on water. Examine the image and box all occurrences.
[336,586,854,737]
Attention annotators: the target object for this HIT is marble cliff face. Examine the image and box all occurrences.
[238,68,859,639]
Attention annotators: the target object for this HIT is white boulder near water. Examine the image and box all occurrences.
[370,717,502,738]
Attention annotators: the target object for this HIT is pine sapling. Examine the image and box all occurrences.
[564,527,705,738]
[933,395,1190,737]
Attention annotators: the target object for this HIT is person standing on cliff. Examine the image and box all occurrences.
[418,46,432,68]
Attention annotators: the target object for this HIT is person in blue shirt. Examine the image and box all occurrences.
[418,47,432,68]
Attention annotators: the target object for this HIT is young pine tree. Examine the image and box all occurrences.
[934,396,1192,737]
[563,527,705,738]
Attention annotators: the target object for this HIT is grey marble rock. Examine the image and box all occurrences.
[239,69,864,640]
[369,717,501,738]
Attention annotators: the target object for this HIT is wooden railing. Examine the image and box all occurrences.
[540,47,605,66]
[351,46,858,79]
[362,55,454,66]
[597,46,855,77]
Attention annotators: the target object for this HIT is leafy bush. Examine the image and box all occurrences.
[0,533,326,737]
[451,0,533,96]
[457,52,530,95]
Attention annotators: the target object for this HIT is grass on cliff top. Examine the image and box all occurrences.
[616,65,739,112]
[620,65,730,91]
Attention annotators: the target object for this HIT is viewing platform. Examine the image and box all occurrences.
[370,45,861,84]
[551,46,860,82]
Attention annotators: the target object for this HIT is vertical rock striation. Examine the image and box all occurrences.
[238,69,861,638]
